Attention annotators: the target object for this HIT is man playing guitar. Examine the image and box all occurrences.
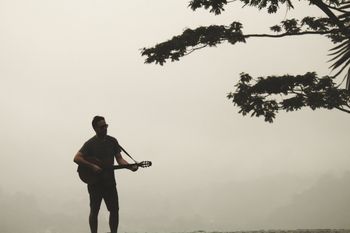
[74,116,138,233]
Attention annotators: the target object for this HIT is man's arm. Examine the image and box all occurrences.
[74,152,102,173]
[115,153,138,172]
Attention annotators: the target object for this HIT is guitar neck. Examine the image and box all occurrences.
[112,163,136,170]
[78,160,151,184]
[110,161,151,170]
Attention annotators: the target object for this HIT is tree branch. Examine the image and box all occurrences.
[310,0,350,37]
[182,30,334,56]
[325,3,348,13]
[245,30,335,38]
[185,44,209,56]
[335,106,350,113]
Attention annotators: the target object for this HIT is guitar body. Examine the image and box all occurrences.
[77,157,105,185]
[77,158,152,184]
[77,165,101,185]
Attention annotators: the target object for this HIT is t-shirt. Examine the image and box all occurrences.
[79,135,121,184]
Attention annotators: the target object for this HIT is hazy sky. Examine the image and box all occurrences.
[1,1,350,233]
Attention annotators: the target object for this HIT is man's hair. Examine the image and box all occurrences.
[92,116,105,129]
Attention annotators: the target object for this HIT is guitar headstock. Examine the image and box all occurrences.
[137,161,152,168]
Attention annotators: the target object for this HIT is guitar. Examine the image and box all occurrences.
[77,158,152,184]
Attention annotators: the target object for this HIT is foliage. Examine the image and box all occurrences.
[141,0,350,122]
[228,72,350,122]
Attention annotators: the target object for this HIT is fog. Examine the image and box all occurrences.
[1,0,350,233]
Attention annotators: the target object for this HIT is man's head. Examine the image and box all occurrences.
[92,116,108,137]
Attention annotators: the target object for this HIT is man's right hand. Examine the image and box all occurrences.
[91,164,102,173]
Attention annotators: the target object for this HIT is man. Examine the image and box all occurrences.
[74,116,138,233]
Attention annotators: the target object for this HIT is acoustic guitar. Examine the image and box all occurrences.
[77,158,152,184]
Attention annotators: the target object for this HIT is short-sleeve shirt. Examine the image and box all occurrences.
[79,135,121,184]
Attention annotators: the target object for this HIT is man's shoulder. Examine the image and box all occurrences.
[83,135,119,145]
[85,136,98,144]
[79,136,96,154]
[106,135,119,144]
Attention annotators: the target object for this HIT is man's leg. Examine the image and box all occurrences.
[88,184,103,233]
[104,184,119,233]
[109,210,119,233]
[89,208,100,233]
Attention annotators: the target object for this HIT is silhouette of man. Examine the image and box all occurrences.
[74,116,138,233]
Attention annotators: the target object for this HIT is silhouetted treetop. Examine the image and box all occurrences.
[229,72,350,122]
[141,0,350,122]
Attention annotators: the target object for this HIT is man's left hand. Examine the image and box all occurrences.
[130,164,138,172]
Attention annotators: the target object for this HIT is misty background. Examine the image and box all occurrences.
[1,0,350,233]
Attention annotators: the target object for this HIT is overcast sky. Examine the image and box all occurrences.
[1,1,350,233]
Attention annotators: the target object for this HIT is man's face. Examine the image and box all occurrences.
[94,119,108,137]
